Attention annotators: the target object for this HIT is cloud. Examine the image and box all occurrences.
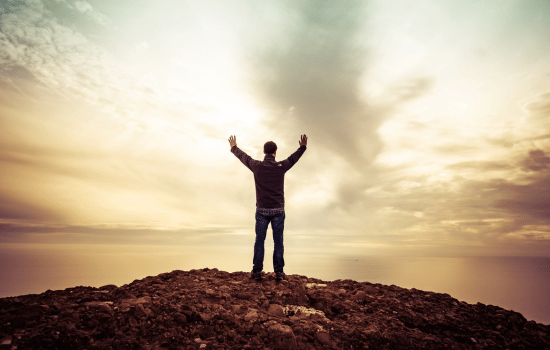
[254,1,381,165]
[521,149,550,172]
[1,0,549,259]
[0,1,197,126]
[73,0,92,13]
[0,3,114,102]
[0,190,63,223]
[70,0,110,26]
[249,1,440,219]
[339,89,550,256]
[489,92,550,224]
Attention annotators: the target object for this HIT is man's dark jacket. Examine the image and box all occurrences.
[231,145,306,209]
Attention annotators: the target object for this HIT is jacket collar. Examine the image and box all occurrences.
[264,154,276,161]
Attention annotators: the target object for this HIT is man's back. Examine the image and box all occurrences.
[230,145,306,208]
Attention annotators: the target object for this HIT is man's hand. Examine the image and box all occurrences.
[228,135,237,149]
[299,134,308,147]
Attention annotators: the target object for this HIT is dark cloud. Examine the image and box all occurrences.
[495,181,550,220]
[447,160,514,172]
[492,93,550,221]
[493,161,550,222]
[250,1,439,217]
[254,0,383,166]
[378,91,550,252]
[521,149,550,172]
[433,93,550,244]
[0,190,63,222]
[0,222,251,248]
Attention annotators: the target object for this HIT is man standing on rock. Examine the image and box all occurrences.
[229,134,307,281]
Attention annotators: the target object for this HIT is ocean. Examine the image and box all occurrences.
[0,243,548,325]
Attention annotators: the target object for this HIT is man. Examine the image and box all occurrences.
[229,134,307,281]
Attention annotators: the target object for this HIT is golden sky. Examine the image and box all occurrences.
[1,0,550,258]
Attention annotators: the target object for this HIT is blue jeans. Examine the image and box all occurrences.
[253,208,285,273]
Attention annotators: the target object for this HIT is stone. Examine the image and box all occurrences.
[231,304,248,314]
[315,331,331,345]
[267,304,285,318]
[364,285,378,295]
[268,324,297,349]
[174,312,187,324]
[128,316,138,327]
[135,304,146,315]
[354,290,366,301]
[198,312,211,322]
[237,292,253,300]
[244,309,259,322]
[97,302,112,314]
[331,300,345,313]
[1,336,12,346]
[99,284,118,291]
[136,296,151,304]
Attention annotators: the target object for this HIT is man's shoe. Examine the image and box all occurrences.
[251,271,263,281]
[275,272,286,281]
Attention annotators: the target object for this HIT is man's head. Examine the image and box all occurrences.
[264,141,277,155]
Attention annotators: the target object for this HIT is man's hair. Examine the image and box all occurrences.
[264,141,277,155]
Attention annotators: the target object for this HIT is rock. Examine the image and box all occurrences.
[331,300,345,314]
[128,316,138,327]
[244,309,259,322]
[198,312,211,322]
[231,304,248,314]
[363,285,377,295]
[315,331,331,345]
[236,292,253,300]
[354,290,366,301]
[86,319,100,328]
[268,323,297,349]
[268,304,285,318]
[174,312,187,324]
[97,302,112,314]
[1,336,12,348]
[99,284,118,291]
[136,296,151,304]
[135,304,146,315]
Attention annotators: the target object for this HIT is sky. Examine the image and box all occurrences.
[1,0,550,267]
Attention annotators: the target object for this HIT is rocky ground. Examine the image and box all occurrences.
[1,268,549,349]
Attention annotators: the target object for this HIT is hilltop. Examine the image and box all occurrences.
[0,268,549,349]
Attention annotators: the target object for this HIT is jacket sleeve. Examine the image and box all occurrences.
[281,145,306,172]
[231,146,257,172]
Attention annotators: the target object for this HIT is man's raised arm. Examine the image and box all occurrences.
[281,134,307,171]
[228,135,255,171]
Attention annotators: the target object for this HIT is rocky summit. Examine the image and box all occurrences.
[0,268,549,349]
